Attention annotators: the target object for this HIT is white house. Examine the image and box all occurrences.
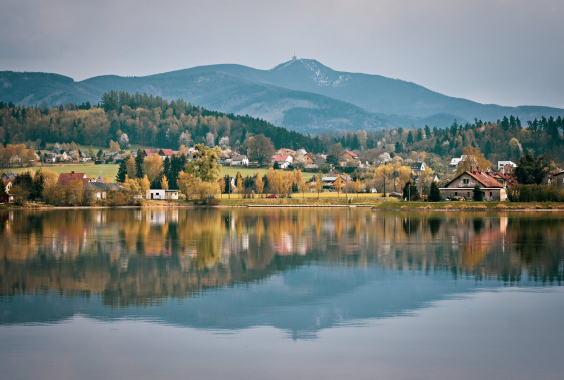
[497,161,517,171]
[231,155,249,166]
[146,189,179,200]
[271,154,293,169]
[410,162,426,176]
[449,155,467,167]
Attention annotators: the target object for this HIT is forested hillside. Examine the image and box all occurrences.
[0,92,325,152]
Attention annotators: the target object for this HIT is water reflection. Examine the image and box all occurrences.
[1,209,563,335]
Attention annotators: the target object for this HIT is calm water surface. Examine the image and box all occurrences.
[1,208,564,380]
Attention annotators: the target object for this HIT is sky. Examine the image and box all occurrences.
[0,0,562,108]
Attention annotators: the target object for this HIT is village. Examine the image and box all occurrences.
[2,140,564,206]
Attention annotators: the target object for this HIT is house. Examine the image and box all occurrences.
[493,172,518,187]
[0,194,14,203]
[231,155,249,166]
[554,171,564,190]
[1,172,17,181]
[497,161,517,171]
[322,175,352,189]
[271,155,293,169]
[276,148,296,155]
[440,168,507,201]
[2,179,13,194]
[84,182,121,200]
[302,153,314,164]
[314,157,327,166]
[449,155,467,167]
[146,189,179,200]
[411,162,426,176]
[340,151,359,161]
[144,149,160,157]
[57,171,89,187]
[158,149,178,160]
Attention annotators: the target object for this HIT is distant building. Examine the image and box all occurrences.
[449,155,467,167]
[554,171,564,190]
[497,161,517,172]
[411,162,426,176]
[271,155,293,169]
[57,171,89,187]
[440,168,506,201]
[146,189,179,201]
[230,155,249,166]
[84,182,121,200]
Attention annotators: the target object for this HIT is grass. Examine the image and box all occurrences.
[374,201,564,210]
[215,193,389,206]
[220,166,317,181]
[1,163,120,179]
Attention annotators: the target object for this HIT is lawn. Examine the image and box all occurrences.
[220,166,317,181]
[1,163,120,179]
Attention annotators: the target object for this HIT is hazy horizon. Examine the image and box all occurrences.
[1,0,563,109]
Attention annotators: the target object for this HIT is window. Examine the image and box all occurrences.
[467,192,470,197]
[463,179,469,185]
[455,192,458,196]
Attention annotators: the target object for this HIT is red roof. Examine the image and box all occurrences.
[144,149,159,156]
[159,149,175,157]
[344,151,358,159]
[465,171,505,188]
[272,155,291,162]
[57,172,89,187]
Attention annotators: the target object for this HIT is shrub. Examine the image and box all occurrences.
[507,185,564,202]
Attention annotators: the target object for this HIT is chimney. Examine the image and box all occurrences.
[470,165,474,173]
[477,166,480,173]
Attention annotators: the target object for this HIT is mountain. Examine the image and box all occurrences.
[2,59,564,133]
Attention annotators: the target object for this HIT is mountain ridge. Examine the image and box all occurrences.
[1,59,563,133]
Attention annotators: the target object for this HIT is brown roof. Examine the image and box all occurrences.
[554,171,564,177]
[57,172,89,187]
[465,171,505,188]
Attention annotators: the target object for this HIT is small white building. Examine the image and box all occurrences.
[231,155,249,166]
[497,161,517,171]
[271,154,293,169]
[146,189,179,200]
[449,155,467,167]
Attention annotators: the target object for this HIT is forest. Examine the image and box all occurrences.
[1,91,563,166]
[0,91,325,153]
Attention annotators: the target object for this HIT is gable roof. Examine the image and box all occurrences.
[411,162,425,170]
[342,151,358,159]
[159,149,175,157]
[272,154,292,162]
[554,171,564,177]
[231,155,247,161]
[57,172,89,187]
[445,171,505,188]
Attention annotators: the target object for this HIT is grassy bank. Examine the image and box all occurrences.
[374,201,564,210]
[1,163,120,178]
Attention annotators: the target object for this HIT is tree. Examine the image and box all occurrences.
[293,169,306,198]
[143,154,164,183]
[218,177,225,198]
[206,132,215,147]
[315,175,323,198]
[116,159,128,182]
[161,175,169,190]
[10,185,29,205]
[138,175,151,194]
[185,143,222,182]
[456,146,492,174]
[354,178,361,197]
[109,140,120,152]
[429,182,441,202]
[118,133,130,149]
[178,131,191,147]
[135,149,146,178]
[406,131,414,145]
[472,184,484,201]
[514,153,548,185]
[402,181,419,201]
[255,170,264,197]
[334,176,342,196]
[236,172,243,194]
[126,156,136,179]
[246,134,275,166]
[395,141,403,153]
[178,172,200,200]
[0,179,5,195]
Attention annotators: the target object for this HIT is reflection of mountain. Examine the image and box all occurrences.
[1,209,563,336]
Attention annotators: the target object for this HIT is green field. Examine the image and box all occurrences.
[1,164,319,182]
[1,163,120,179]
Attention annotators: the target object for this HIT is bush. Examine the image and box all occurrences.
[507,185,564,202]
[428,182,441,202]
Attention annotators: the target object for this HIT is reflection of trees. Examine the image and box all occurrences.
[1,209,564,306]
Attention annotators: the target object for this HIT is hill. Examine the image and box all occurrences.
[2,59,564,132]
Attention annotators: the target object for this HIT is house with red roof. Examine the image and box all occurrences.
[440,168,507,201]
[271,154,293,169]
[57,171,89,188]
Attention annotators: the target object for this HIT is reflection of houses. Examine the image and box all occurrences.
[146,189,179,200]
[440,168,506,201]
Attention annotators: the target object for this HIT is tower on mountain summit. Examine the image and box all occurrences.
[292,52,297,61]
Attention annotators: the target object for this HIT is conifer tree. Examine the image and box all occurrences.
[116,159,128,183]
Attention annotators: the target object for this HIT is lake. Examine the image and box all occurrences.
[1,208,563,380]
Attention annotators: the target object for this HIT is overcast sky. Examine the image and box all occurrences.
[1,0,562,108]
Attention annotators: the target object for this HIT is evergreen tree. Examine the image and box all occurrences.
[514,153,547,185]
[116,159,128,182]
[135,149,146,178]
[402,181,419,201]
[395,141,403,153]
[0,178,6,196]
[406,131,414,145]
[32,172,45,200]
[472,185,484,201]
[429,182,441,202]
